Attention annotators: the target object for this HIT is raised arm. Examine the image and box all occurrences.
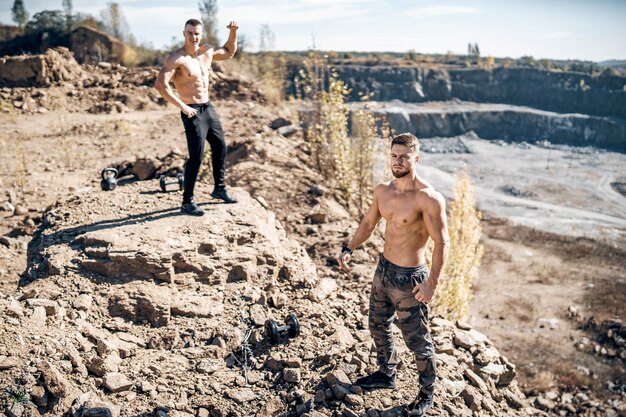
[212,21,238,61]
[414,191,450,303]
[337,185,384,270]
[155,54,197,118]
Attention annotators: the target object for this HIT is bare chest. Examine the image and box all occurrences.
[379,192,424,226]
[175,55,211,83]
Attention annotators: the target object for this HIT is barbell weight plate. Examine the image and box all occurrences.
[159,175,167,192]
[265,319,280,345]
[286,313,300,338]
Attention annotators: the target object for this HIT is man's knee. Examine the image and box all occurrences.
[208,137,226,155]
[368,309,394,331]
[414,354,436,372]
[187,152,204,165]
[403,327,434,356]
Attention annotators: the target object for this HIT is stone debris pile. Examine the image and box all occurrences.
[0,179,542,417]
[0,49,264,115]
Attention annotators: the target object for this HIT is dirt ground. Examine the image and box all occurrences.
[0,99,624,411]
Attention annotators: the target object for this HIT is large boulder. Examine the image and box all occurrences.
[28,184,317,288]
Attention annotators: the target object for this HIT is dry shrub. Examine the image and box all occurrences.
[14,138,28,192]
[118,44,165,67]
[296,51,391,214]
[350,105,376,214]
[485,55,495,70]
[556,369,590,391]
[226,52,287,105]
[533,370,556,393]
[121,45,139,67]
[197,147,213,181]
[296,52,351,200]
[253,52,287,105]
[350,101,393,215]
[431,167,484,321]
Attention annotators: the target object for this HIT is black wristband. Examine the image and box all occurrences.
[341,246,353,255]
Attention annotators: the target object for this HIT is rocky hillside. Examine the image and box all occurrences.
[0,48,263,114]
[0,47,619,417]
[0,178,537,417]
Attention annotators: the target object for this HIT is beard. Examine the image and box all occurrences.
[392,167,410,178]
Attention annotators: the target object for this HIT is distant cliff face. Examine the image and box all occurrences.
[290,64,626,151]
[289,64,626,120]
[447,67,626,120]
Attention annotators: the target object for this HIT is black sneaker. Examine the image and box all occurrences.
[354,371,396,390]
[181,200,205,216]
[408,391,434,417]
[211,189,237,204]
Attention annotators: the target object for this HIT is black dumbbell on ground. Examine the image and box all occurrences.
[160,174,184,192]
[265,313,300,345]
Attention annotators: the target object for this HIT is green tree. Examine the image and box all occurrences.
[467,42,480,58]
[100,1,130,41]
[11,0,29,29]
[198,0,219,46]
[25,10,65,34]
[62,0,73,30]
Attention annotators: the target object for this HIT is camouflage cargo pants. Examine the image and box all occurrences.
[368,254,437,395]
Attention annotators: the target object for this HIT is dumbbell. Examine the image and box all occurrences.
[265,313,300,345]
[159,174,184,192]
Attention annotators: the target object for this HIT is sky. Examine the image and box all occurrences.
[1,0,625,61]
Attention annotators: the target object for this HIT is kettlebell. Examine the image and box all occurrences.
[101,168,118,191]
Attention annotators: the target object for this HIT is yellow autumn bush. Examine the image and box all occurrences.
[431,167,484,321]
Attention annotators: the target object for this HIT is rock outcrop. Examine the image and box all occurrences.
[0,47,84,88]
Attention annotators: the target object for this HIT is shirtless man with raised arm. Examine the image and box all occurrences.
[338,133,450,416]
[155,19,239,216]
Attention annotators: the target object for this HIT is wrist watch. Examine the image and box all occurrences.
[341,246,353,255]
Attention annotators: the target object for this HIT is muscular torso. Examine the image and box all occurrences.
[171,48,213,104]
[378,181,434,267]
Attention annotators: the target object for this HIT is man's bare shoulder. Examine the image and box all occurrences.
[164,48,186,65]
[418,187,446,212]
[373,182,392,196]
[198,43,214,55]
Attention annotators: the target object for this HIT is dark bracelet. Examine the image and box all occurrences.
[341,246,353,255]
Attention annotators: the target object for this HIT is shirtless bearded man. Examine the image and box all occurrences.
[338,133,450,416]
[155,19,239,216]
